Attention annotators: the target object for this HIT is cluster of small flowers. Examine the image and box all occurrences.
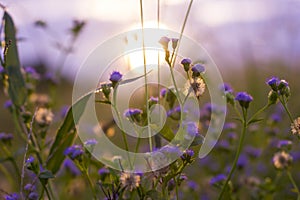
[180,58,206,98]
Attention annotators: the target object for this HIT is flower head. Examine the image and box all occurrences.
[0,132,13,144]
[159,36,170,50]
[0,66,5,73]
[273,151,293,170]
[235,92,253,109]
[28,192,39,200]
[266,77,280,91]
[181,149,195,163]
[210,174,226,186]
[181,58,192,72]
[64,145,84,160]
[64,158,81,176]
[4,100,13,110]
[5,193,20,200]
[26,156,35,164]
[124,108,143,123]
[35,107,54,126]
[109,71,122,87]
[171,38,179,49]
[291,117,300,136]
[120,172,141,191]
[190,77,206,98]
[24,184,36,192]
[191,64,205,77]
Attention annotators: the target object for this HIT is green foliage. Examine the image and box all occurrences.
[47,92,92,174]
[3,11,27,107]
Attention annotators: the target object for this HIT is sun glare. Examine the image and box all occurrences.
[124,21,169,71]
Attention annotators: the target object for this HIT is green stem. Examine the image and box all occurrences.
[84,170,97,200]
[174,177,179,200]
[218,110,248,199]
[247,104,270,124]
[139,0,153,152]
[287,170,300,200]
[279,96,294,123]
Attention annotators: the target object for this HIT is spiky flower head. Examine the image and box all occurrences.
[181,58,192,72]
[109,71,122,87]
[120,172,141,191]
[291,117,300,136]
[235,92,253,109]
[35,108,54,126]
[273,151,293,170]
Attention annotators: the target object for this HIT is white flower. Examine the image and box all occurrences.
[120,172,140,191]
[35,108,54,126]
[273,151,293,170]
[291,117,300,136]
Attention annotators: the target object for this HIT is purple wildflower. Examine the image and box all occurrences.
[26,156,35,164]
[220,83,233,93]
[181,58,192,72]
[210,174,226,186]
[124,108,142,123]
[5,193,20,200]
[187,180,199,191]
[28,192,38,200]
[237,154,248,169]
[181,149,195,163]
[0,66,5,73]
[0,132,13,143]
[277,140,292,149]
[171,38,179,49]
[64,145,84,160]
[109,71,122,84]
[24,184,36,192]
[235,92,253,109]
[4,100,13,109]
[64,158,81,176]
[191,64,205,77]
[266,77,280,91]
[244,146,262,158]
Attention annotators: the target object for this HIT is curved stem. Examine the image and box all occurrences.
[84,170,97,200]
[287,170,300,200]
[218,110,247,199]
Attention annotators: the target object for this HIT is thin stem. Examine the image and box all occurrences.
[174,177,179,200]
[218,109,248,199]
[286,170,300,200]
[170,0,194,67]
[84,170,97,200]
[247,104,270,124]
[279,96,294,123]
[139,0,153,152]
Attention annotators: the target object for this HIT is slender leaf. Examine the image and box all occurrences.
[159,125,174,142]
[248,118,264,125]
[46,92,92,174]
[3,11,27,106]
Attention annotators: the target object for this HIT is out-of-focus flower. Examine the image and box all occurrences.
[220,83,233,93]
[266,77,280,91]
[30,94,50,107]
[181,58,192,72]
[124,108,143,123]
[159,36,170,50]
[190,77,206,98]
[35,108,54,126]
[191,64,205,77]
[64,145,84,160]
[171,38,179,49]
[84,138,98,152]
[277,140,292,149]
[0,66,5,73]
[181,149,194,163]
[148,96,158,108]
[4,100,13,110]
[24,66,40,79]
[235,92,253,109]
[273,151,293,170]
[291,117,300,136]
[28,192,38,200]
[64,158,81,176]
[24,184,36,192]
[26,156,35,164]
[210,174,226,186]
[120,172,141,191]
[5,193,20,200]
[167,106,182,120]
[0,132,13,144]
